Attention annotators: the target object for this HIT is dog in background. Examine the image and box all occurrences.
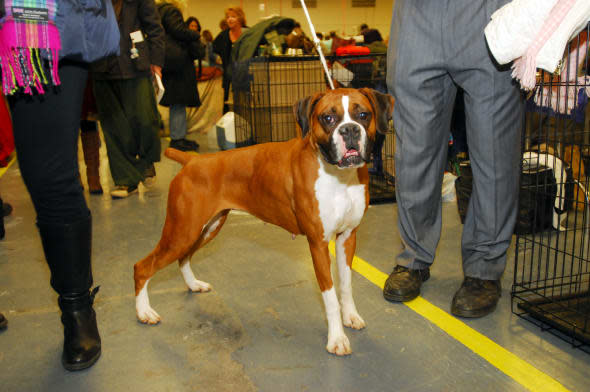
[133,88,394,355]
[535,142,587,210]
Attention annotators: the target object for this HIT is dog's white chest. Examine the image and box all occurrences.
[315,158,366,241]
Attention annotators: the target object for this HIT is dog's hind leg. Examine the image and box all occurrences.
[134,220,213,324]
[335,229,365,330]
[179,210,229,293]
[135,244,185,324]
[135,277,160,324]
[180,260,212,292]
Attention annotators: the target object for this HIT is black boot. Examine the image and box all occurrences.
[37,214,101,371]
[59,288,101,370]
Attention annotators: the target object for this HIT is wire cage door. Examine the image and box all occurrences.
[512,24,590,351]
[231,54,396,204]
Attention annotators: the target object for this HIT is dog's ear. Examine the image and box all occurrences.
[294,93,323,138]
[359,88,394,134]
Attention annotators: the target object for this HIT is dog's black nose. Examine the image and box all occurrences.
[339,124,361,150]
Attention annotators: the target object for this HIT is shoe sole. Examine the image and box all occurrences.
[451,303,497,318]
[62,349,101,371]
[111,189,138,199]
[383,290,420,302]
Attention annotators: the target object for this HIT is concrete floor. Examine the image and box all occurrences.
[1,131,589,392]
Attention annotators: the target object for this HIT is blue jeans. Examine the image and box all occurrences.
[169,104,187,141]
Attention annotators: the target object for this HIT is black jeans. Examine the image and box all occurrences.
[10,61,90,225]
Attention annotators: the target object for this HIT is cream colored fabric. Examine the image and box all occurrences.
[158,75,224,135]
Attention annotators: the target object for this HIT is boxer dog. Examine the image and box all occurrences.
[134,88,394,355]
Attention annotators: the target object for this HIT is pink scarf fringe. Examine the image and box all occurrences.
[0,19,61,95]
[511,0,577,91]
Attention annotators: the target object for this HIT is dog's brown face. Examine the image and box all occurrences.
[294,88,394,168]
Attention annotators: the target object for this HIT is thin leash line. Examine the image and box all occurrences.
[299,0,335,90]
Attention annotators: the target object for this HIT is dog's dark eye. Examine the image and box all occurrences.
[323,115,335,124]
[358,112,368,121]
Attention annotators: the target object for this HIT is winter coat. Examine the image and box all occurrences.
[91,0,165,80]
[157,2,203,107]
[55,0,121,62]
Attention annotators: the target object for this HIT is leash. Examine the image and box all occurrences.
[299,0,335,90]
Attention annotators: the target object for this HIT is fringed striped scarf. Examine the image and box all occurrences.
[0,0,61,95]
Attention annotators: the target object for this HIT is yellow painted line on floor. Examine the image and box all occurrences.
[0,154,16,178]
[328,241,569,392]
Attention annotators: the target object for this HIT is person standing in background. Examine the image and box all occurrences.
[200,30,220,68]
[186,15,200,32]
[382,0,524,318]
[91,0,165,199]
[157,1,204,152]
[219,18,229,33]
[213,6,247,114]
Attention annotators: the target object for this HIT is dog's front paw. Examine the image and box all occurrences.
[187,279,212,293]
[326,333,352,356]
[136,305,161,325]
[342,311,366,330]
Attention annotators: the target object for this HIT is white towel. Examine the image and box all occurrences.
[485,0,590,73]
[535,0,590,73]
[485,0,556,66]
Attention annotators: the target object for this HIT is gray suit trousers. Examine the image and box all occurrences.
[386,0,524,279]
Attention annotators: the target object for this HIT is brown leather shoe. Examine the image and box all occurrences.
[383,265,430,302]
[451,277,501,318]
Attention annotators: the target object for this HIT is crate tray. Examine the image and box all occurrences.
[516,292,590,346]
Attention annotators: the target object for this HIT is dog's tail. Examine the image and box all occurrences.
[164,148,192,166]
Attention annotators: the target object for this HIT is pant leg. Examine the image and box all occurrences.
[93,79,143,186]
[169,104,187,140]
[10,61,90,224]
[447,0,524,279]
[94,77,160,186]
[222,75,230,114]
[386,0,457,269]
[123,76,161,167]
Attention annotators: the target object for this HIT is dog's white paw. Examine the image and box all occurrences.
[137,306,161,325]
[326,333,352,356]
[187,279,212,293]
[342,310,366,330]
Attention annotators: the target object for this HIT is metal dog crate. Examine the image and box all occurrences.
[231,54,396,203]
[512,25,590,351]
